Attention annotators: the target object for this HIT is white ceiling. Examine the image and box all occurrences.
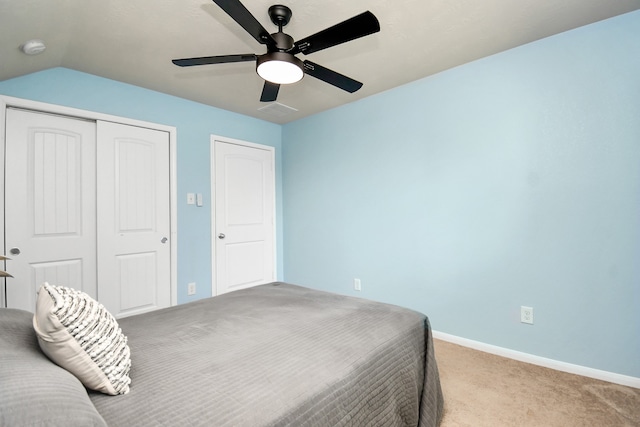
[1,0,639,124]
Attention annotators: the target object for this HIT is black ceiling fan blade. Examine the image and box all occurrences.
[172,54,256,67]
[291,11,380,55]
[260,81,280,102]
[303,61,363,93]
[212,0,276,46]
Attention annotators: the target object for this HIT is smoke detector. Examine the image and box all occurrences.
[20,39,46,55]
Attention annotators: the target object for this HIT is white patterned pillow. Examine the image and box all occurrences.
[33,283,131,395]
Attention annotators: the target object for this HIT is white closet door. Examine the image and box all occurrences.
[4,109,97,311]
[97,121,171,317]
[213,139,275,295]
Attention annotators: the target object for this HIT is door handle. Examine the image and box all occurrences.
[218,233,225,239]
[161,237,168,244]
[9,247,20,256]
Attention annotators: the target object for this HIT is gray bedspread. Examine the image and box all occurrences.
[89,283,444,426]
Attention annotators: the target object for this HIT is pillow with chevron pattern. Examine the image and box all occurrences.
[33,282,132,395]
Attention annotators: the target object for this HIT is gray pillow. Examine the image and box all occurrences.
[0,308,108,427]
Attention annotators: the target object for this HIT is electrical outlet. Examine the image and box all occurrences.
[354,278,361,291]
[187,193,195,205]
[187,282,196,296]
[521,306,534,324]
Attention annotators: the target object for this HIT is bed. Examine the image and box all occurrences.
[0,282,444,426]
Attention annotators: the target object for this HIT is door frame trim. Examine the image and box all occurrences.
[210,135,276,296]
[0,95,178,308]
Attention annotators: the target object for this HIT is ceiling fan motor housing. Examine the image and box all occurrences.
[270,31,294,51]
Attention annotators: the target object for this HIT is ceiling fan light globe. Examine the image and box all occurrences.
[257,52,303,84]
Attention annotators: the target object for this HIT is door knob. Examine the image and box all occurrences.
[9,247,20,256]
[161,237,168,243]
[218,233,225,239]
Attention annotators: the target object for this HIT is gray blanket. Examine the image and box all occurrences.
[89,283,444,426]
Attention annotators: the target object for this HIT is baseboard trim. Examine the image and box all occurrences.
[432,331,640,389]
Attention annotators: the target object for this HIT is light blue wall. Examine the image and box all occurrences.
[282,11,640,377]
[2,11,638,378]
[0,68,283,304]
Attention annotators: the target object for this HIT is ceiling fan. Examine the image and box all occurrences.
[172,0,380,102]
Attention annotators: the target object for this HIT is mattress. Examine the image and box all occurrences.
[88,282,444,426]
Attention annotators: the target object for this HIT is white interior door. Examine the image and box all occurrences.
[4,108,97,311]
[97,121,171,317]
[212,138,275,295]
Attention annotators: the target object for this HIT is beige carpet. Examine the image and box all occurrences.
[433,339,640,426]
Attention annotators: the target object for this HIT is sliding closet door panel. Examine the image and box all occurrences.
[5,109,97,311]
[97,121,170,317]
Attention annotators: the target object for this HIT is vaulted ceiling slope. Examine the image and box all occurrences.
[2,0,639,124]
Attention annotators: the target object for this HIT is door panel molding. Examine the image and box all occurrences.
[1,95,177,309]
